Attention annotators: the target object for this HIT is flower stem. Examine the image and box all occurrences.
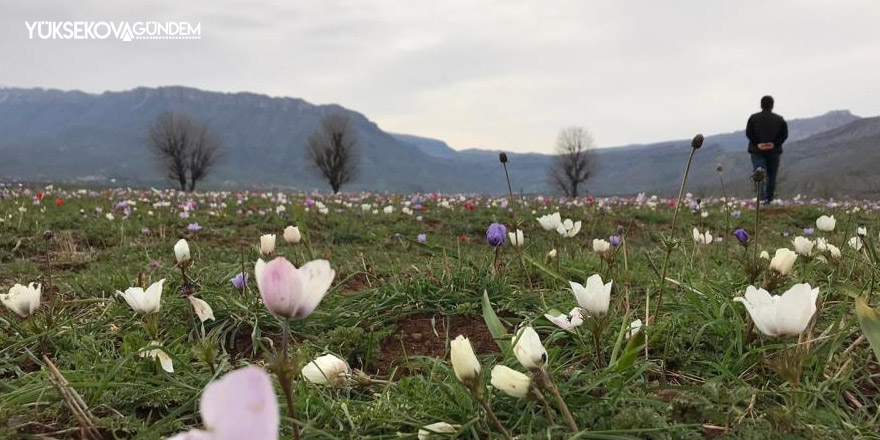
[652,147,696,325]
[476,394,512,440]
[537,369,578,432]
[279,320,301,440]
[530,386,555,424]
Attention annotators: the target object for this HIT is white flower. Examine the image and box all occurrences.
[283,226,301,244]
[140,341,174,373]
[570,274,612,316]
[858,226,867,237]
[301,354,350,386]
[260,234,276,255]
[760,250,770,260]
[418,422,458,439]
[816,215,836,231]
[174,239,190,264]
[508,229,525,247]
[544,307,583,331]
[547,249,557,259]
[849,236,864,251]
[383,206,394,214]
[188,296,215,322]
[490,365,531,399]
[449,335,481,383]
[1,283,41,318]
[733,284,819,337]
[816,237,828,251]
[627,318,643,339]
[592,239,611,253]
[513,326,547,370]
[769,248,797,275]
[827,244,841,259]
[792,236,814,257]
[536,212,562,231]
[556,218,582,238]
[692,228,712,245]
[117,279,164,314]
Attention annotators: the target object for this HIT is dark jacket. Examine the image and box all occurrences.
[746,110,788,154]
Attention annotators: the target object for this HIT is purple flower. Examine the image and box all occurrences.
[733,228,750,245]
[732,210,742,218]
[231,272,248,292]
[417,234,427,243]
[187,222,202,232]
[609,235,621,247]
[803,228,815,236]
[486,223,507,247]
[141,228,151,235]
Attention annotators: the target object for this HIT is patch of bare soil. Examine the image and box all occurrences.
[374,314,499,377]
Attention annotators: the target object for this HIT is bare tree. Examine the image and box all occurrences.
[548,126,597,197]
[147,112,222,192]
[187,124,222,192]
[307,114,359,193]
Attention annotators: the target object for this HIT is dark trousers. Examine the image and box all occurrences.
[750,152,781,202]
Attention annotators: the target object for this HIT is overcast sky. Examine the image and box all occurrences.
[1,0,879,153]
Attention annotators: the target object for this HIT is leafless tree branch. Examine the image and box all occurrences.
[547,126,597,197]
[307,114,359,193]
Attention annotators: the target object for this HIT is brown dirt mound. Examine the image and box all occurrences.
[375,314,499,377]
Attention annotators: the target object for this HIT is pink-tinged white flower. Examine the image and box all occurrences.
[513,326,547,370]
[570,274,612,316]
[301,354,350,386]
[733,284,819,337]
[255,257,335,319]
[1,283,41,318]
[117,279,165,315]
[167,366,279,440]
[490,365,531,399]
[544,307,583,331]
[188,296,215,322]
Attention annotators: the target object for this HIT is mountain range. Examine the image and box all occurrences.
[0,85,877,197]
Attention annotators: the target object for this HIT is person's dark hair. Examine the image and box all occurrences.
[760,95,774,111]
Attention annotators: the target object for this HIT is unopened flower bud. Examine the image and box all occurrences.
[691,133,704,150]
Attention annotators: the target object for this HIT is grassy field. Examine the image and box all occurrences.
[1,185,880,439]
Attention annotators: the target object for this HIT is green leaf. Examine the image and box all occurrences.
[855,297,880,364]
[611,327,645,373]
[482,290,510,353]
[522,254,566,282]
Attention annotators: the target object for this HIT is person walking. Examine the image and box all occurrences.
[746,95,788,203]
